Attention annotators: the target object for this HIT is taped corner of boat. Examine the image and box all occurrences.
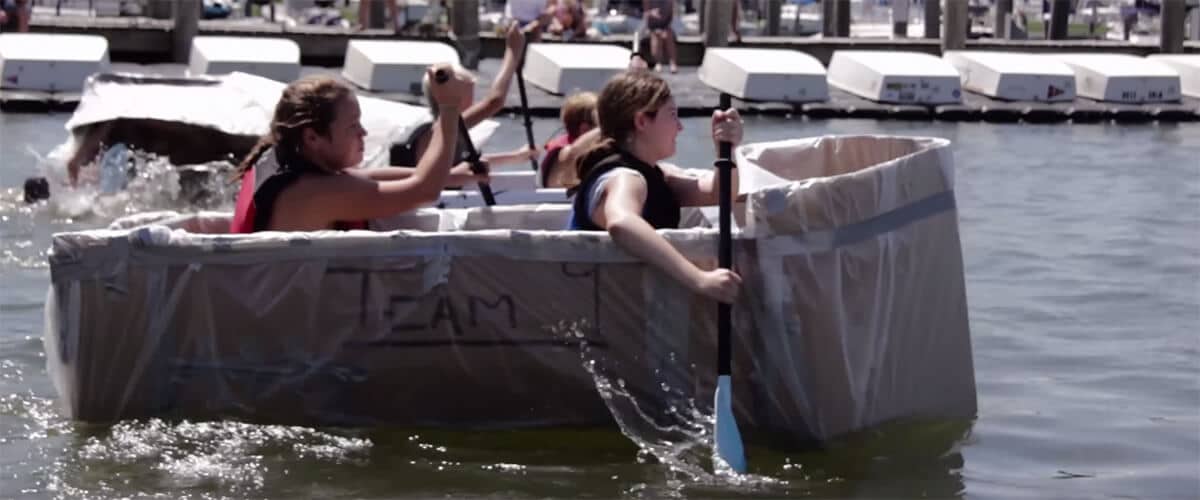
[42,134,977,447]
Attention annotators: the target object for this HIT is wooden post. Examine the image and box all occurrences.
[892,0,909,38]
[451,0,481,69]
[924,0,940,39]
[765,0,781,36]
[834,0,851,37]
[1048,0,1070,40]
[994,0,1012,39]
[369,0,386,29]
[172,0,200,64]
[822,0,836,37]
[703,0,732,47]
[1160,0,1185,53]
[942,0,967,51]
[1191,4,1200,41]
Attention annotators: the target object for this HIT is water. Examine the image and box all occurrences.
[1,110,1198,499]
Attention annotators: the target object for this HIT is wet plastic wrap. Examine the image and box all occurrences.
[43,135,976,445]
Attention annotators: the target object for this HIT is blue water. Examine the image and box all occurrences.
[1,111,1198,499]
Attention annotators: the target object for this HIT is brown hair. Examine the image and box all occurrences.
[572,71,672,191]
[234,75,354,179]
[561,91,598,139]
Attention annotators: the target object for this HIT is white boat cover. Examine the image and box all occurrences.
[61,71,498,168]
[43,135,976,445]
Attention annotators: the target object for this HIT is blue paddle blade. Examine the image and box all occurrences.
[713,374,747,474]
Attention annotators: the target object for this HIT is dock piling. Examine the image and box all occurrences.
[942,0,967,51]
[172,0,200,64]
[823,0,836,37]
[1049,0,1070,40]
[451,0,481,69]
[924,0,940,39]
[834,0,851,37]
[766,0,781,37]
[995,0,1013,39]
[892,0,909,38]
[1161,0,1185,53]
[703,0,733,47]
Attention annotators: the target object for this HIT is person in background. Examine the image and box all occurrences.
[0,0,29,32]
[388,22,534,171]
[567,70,745,305]
[506,0,553,41]
[643,0,677,73]
[356,0,399,32]
[547,0,588,40]
[540,54,652,189]
[538,91,597,188]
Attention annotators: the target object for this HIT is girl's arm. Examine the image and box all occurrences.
[349,162,488,188]
[595,172,741,303]
[462,23,525,129]
[302,106,462,221]
[663,108,743,206]
[480,145,537,168]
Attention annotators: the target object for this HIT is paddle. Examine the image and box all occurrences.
[514,39,539,172]
[712,91,746,474]
[434,69,496,207]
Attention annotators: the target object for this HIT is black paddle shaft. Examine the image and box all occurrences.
[435,68,496,206]
[457,119,497,206]
[515,41,539,172]
[717,93,734,377]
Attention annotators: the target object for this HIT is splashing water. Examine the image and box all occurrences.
[7,142,237,224]
[0,145,239,270]
[546,320,790,496]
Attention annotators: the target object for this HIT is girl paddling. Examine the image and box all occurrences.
[230,66,477,233]
[570,71,745,304]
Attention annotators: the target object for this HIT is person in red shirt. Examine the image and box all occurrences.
[538,91,597,188]
[230,66,482,233]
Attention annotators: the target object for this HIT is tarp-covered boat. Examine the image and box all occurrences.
[43,134,976,446]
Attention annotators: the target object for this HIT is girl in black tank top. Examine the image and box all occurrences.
[570,71,746,306]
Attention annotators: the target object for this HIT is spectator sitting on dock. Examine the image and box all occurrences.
[356,0,400,32]
[0,0,29,33]
[546,0,588,40]
[506,0,553,41]
[644,0,678,73]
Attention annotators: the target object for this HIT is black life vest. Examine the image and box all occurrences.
[569,150,681,231]
[388,119,470,168]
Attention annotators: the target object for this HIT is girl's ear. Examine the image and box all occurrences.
[633,111,648,132]
[301,127,319,149]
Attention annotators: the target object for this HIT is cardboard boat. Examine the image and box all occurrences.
[43,134,976,446]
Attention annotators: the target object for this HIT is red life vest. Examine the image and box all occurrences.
[539,133,576,188]
[229,148,369,233]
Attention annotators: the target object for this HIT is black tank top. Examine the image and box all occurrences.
[388,119,470,168]
[569,149,681,231]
